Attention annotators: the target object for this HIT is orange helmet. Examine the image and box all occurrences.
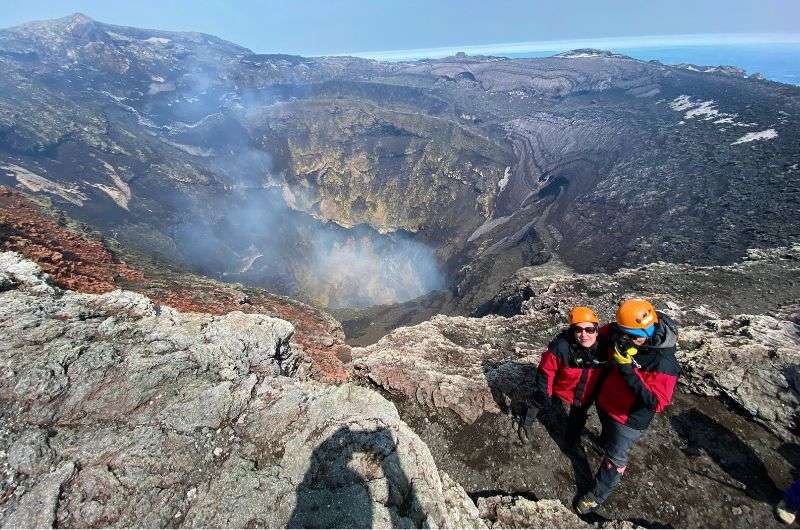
[616,299,659,329]
[569,306,599,325]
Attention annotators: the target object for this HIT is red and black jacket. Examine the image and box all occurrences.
[596,312,681,430]
[532,329,608,409]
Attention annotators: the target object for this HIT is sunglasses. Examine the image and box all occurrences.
[573,325,598,334]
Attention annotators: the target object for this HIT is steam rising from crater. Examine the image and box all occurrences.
[170,150,443,308]
[156,71,444,308]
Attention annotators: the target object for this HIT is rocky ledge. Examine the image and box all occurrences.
[0,252,633,529]
[0,252,480,527]
[353,247,800,527]
[0,187,352,383]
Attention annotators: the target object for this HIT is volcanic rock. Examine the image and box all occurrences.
[477,496,591,529]
[680,312,800,440]
[0,252,482,528]
[353,247,800,527]
[0,186,352,383]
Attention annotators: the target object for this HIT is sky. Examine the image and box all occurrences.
[1,0,800,57]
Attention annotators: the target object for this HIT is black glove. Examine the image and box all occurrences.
[613,336,639,365]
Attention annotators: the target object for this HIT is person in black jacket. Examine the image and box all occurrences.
[575,298,680,515]
[519,306,608,448]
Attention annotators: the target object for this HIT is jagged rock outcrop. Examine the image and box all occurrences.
[357,247,800,430]
[477,496,591,529]
[354,314,544,424]
[680,312,800,440]
[353,248,800,527]
[0,252,482,528]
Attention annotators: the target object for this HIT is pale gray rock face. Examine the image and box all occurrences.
[477,496,591,529]
[0,252,482,528]
[354,314,546,424]
[680,313,800,441]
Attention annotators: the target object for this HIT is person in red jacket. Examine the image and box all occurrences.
[575,298,680,515]
[519,306,608,448]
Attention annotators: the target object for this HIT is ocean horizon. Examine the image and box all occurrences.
[332,34,800,86]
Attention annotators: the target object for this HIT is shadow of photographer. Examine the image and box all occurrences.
[288,425,422,528]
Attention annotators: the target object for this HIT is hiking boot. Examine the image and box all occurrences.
[776,500,797,525]
[575,494,599,515]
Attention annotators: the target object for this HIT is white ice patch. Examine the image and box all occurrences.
[161,139,213,157]
[668,95,757,129]
[731,129,778,145]
[498,166,511,192]
[2,164,88,206]
[144,37,171,45]
[104,31,133,42]
[559,53,601,58]
[237,245,264,274]
[669,95,696,112]
[99,90,127,103]
[684,100,720,120]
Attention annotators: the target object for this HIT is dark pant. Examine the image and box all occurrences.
[564,402,591,447]
[590,411,644,504]
[786,479,800,512]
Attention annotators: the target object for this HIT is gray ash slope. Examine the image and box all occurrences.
[1,13,799,311]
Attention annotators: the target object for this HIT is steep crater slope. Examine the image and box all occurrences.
[1,14,799,319]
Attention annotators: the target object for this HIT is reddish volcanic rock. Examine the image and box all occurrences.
[0,186,352,383]
[0,187,145,293]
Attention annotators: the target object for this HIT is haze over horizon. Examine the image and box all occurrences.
[2,0,799,57]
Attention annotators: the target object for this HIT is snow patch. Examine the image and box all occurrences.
[144,37,171,45]
[88,158,132,210]
[731,129,778,145]
[668,95,756,129]
[684,100,720,120]
[87,183,128,209]
[238,245,264,274]
[99,90,127,103]
[105,31,133,42]
[498,166,511,192]
[2,164,87,206]
[559,53,602,58]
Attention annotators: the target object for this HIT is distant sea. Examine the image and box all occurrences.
[342,36,800,86]
[505,43,800,85]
